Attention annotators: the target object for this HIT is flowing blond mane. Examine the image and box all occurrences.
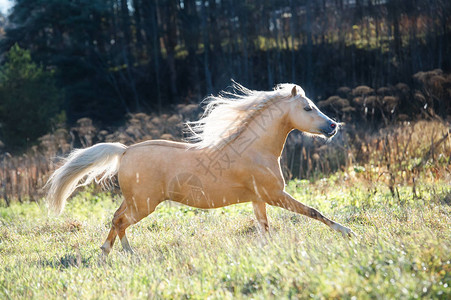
[185,82,303,149]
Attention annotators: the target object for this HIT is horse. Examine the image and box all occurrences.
[46,82,356,256]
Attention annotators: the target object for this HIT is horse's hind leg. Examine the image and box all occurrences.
[114,196,159,254]
[114,207,138,254]
[100,227,117,256]
[100,201,125,256]
[100,196,158,255]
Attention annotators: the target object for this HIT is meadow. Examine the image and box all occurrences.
[0,110,450,299]
[0,169,450,299]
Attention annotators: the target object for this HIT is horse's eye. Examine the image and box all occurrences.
[304,106,312,111]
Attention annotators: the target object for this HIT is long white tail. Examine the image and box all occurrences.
[45,142,127,214]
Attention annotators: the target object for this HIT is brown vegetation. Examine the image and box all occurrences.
[0,70,450,205]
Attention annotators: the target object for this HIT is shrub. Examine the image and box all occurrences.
[0,44,62,151]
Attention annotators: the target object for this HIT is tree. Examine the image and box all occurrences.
[1,0,449,129]
[2,0,130,123]
[0,44,62,151]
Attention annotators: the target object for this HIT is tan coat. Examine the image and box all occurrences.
[46,84,355,255]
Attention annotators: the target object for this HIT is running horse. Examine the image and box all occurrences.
[46,83,355,255]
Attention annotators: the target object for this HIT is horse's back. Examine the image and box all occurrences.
[117,140,195,199]
[129,139,191,150]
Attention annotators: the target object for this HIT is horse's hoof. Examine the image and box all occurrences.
[100,246,111,257]
[340,226,357,239]
[345,230,357,239]
[123,248,135,255]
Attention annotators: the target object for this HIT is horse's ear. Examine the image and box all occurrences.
[291,86,297,97]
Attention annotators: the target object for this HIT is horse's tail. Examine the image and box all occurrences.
[45,142,127,215]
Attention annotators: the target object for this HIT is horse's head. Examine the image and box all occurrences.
[286,85,339,138]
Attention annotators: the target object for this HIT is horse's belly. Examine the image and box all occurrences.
[167,172,251,208]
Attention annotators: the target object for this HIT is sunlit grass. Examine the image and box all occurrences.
[0,176,450,299]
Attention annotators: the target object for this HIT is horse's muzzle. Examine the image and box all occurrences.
[321,121,339,138]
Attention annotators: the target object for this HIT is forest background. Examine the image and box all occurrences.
[0,0,450,201]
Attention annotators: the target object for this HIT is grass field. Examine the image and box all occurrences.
[0,173,450,299]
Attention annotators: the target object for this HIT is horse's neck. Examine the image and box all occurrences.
[229,107,292,158]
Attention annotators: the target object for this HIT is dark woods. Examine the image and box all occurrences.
[0,0,450,203]
[1,0,450,126]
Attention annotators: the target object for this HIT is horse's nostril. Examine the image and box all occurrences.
[330,123,336,129]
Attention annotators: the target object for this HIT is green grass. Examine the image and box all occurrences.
[0,175,450,299]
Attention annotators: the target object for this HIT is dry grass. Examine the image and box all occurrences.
[0,174,449,299]
[0,69,450,204]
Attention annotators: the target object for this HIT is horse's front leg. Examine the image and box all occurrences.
[268,191,356,237]
[252,201,270,234]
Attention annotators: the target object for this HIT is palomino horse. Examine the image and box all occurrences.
[46,83,355,255]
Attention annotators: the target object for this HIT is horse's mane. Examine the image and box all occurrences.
[185,82,303,149]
